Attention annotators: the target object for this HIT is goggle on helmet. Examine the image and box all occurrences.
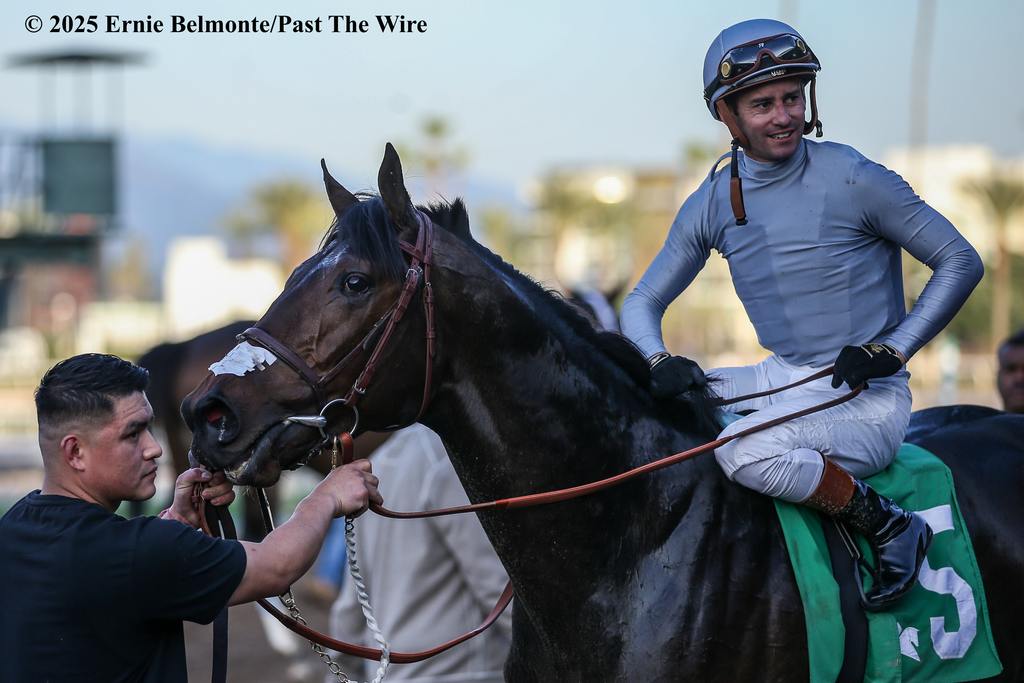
[702,19,821,121]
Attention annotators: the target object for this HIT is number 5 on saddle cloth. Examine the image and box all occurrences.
[764,440,1002,683]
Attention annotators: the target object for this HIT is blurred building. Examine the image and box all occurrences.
[75,301,164,358]
[0,137,112,343]
[883,145,1024,405]
[163,237,283,339]
[883,145,1024,260]
[0,49,143,367]
[522,161,760,366]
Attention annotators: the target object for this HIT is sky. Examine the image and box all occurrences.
[1,0,1023,198]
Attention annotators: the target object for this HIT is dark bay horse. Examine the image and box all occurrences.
[182,145,1024,681]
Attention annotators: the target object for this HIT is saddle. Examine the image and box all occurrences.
[774,443,1001,683]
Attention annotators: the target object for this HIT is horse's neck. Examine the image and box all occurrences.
[420,260,717,595]
[425,269,662,486]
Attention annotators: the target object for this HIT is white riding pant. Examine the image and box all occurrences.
[710,355,912,503]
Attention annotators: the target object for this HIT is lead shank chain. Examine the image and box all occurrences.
[280,589,352,681]
[261,484,355,682]
[278,434,389,683]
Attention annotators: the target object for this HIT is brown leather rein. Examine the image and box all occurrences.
[258,562,513,664]
[371,367,858,520]
[207,209,865,664]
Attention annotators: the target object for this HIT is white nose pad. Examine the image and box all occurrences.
[209,341,278,377]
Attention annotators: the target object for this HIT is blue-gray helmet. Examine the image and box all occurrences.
[702,18,821,120]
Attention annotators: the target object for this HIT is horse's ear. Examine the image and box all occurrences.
[378,142,416,230]
[321,159,359,218]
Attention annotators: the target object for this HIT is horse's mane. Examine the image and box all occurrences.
[425,199,722,437]
[421,200,651,382]
[317,195,721,437]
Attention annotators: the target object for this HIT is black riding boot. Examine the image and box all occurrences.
[804,459,933,611]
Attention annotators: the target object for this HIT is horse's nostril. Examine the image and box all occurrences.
[198,398,238,443]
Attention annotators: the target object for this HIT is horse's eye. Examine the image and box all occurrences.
[343,274,370,294]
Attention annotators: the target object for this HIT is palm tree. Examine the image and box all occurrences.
[397,115,469,197]
[962,173,1024,349]
[224,180,332,272]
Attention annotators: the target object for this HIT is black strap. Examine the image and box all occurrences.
[206,502,238,683]
[211,609,228,683]
[822,517,868,683]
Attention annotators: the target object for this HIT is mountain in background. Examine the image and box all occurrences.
[112,134,522,294]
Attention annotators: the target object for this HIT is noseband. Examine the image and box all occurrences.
[238,210,436,444]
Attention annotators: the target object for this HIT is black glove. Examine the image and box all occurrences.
[831,343,904,389]
[649,354,707,399]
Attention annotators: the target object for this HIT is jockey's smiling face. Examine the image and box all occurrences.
[732,78,806,163]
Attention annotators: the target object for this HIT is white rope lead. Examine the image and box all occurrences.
[346,516,391,683]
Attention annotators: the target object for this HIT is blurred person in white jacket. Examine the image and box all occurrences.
[328,424,511,682]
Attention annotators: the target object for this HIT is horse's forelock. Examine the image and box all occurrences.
[313,197,407,282]
[313,195,473,280]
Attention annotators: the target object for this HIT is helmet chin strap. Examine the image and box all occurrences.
[714,76,824,226]
[804,76,824,137]
[714,98,749,148]
[715,100,749,226]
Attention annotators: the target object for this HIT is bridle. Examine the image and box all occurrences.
[199,209,446,682]
[238,210,437,448]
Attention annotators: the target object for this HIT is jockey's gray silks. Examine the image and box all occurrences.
[622,138,982,366]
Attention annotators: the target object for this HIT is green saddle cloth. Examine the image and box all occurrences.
[774,443,1002,682]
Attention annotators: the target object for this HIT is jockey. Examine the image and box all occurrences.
[621,18,984,609]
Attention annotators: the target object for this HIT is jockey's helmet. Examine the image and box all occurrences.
[702,18,820,124]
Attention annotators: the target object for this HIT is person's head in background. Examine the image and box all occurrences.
[996,329,1024,413]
